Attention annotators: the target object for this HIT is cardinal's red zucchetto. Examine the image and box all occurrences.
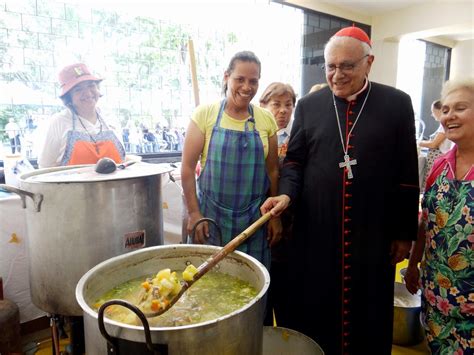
[333,26,372,47]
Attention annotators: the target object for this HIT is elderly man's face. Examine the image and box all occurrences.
[324,38,373,98]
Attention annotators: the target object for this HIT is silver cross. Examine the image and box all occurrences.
[339,154,357,179]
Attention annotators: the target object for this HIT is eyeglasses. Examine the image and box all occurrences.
[322,54,369,74]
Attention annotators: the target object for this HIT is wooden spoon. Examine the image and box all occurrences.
[143,212,272,318]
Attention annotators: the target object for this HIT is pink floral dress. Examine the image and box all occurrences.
[420,147,474,354]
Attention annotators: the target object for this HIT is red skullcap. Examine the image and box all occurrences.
[333,26,372,47]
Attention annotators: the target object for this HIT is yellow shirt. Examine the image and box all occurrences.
[192,101,277,169]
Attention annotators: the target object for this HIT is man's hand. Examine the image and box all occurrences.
[260,194,291,217]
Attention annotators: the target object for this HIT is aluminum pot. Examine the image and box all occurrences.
[76,244,270,355]
[392,282,424,346]
[262,326,324,354]
[0,163,171,316]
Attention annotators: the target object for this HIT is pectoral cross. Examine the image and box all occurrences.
[339,154,357,179]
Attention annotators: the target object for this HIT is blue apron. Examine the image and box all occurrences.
[197,100,271,268]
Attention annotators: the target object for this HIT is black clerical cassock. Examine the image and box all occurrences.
[279,81,419,354]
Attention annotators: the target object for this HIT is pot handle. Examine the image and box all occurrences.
[189,218,223,245]
[98,299,160,354]
[0,184,43,212]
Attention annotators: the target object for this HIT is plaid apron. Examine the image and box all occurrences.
[197,100,271,268]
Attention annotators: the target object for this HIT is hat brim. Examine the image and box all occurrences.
[59,75,103,98]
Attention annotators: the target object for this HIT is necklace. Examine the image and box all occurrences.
[332,81,371,179]
[75,112,103,154]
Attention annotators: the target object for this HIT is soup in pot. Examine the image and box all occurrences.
[93,270,258,327]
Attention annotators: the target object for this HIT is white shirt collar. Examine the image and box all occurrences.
[277,119,293,136]
[345,78,369,102]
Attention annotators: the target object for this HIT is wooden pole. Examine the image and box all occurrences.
[188,39,200,107]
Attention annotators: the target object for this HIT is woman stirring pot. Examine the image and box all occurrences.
[38,63,125,168]
[181,51,281,269]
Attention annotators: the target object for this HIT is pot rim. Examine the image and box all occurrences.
[20,163,173,184]
[76,244,270,331]
[394,281,421,309]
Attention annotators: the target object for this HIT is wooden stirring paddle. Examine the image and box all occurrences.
[143,211,272,318]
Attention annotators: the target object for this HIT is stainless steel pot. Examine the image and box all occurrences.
[76,244,270,354]
[392,282,424,346]
[262,326,324,354]
[0,163,171,316]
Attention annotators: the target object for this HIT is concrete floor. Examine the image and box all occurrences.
[21,328,69,355]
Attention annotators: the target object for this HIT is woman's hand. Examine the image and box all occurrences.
[267,217,282,247]
[405,264,421,295]
[181,120,206,244]
[187,211,208,244]
[390,240,411,265]
[260,194,291,217]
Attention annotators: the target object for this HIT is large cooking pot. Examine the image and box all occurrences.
[76,244,270,354]
[0,163,171,316]
[262,326,324,354]
[392,282,424,346]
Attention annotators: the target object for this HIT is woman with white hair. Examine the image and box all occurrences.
[405,77,474,354]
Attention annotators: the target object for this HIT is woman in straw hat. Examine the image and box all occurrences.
[38,63,125,168]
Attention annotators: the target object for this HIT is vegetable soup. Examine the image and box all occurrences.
[93,271,258,327]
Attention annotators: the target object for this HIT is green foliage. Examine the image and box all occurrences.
[227,32,237,44]
[161,109,173,128]
[1,3,240,138]
[93,9,119,28]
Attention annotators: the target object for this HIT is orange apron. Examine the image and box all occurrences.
[60,112,125,166]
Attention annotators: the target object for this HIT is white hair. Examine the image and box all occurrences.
[441,78,474,101]
[324,36,373,60]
